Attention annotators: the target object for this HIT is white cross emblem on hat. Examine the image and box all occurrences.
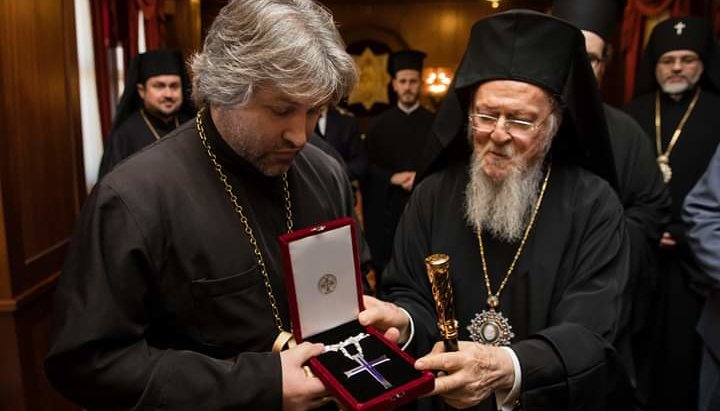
[674,21,686,35]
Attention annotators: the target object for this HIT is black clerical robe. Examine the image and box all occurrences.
[98,110,191,179]
[45,110,356,410]
[321,108,368,181]
[362,105,434,275]
[603,104,670,390]
[379,160,628,411]
[624,88,720,411]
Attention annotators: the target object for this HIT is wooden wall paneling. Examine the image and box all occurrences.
[0,314,25,411]
[0,184,10,300]
[166,0,203,60]
[0,0,24,298]
[0,0,85,409]
[0,0,84,297]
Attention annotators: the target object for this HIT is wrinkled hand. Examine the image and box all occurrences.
[358,295,410,345]
[660,232,676,250]
[281,342,332,411]
[415,341,515,409]
[390,171,416,192]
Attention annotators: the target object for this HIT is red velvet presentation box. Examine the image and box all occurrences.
[280,217,434,411]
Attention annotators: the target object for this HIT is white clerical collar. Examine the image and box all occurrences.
[317,111,327,136]
[397,102,420,115]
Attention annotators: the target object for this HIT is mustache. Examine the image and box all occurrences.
[480,143,514,158]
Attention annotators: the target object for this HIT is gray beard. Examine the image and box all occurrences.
[661,81,692,95]
[464,151,544,242]
[213,108,281,177]
[659,71,701,95]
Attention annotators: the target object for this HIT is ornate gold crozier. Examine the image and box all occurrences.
[425,254,459,352]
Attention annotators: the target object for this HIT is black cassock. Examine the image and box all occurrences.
[321,107,368,181]
[98,110,192,179]
[45,111,356,410]
[624,88,720,411]
[362,106,434,275]
[379,160,628,411]
[602,104,670,389]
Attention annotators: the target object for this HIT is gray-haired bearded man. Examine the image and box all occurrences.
[624,16,720,411]
[45,1,357,410]
[361,10,629,411]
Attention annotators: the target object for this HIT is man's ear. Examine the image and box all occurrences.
[137,83,146,100]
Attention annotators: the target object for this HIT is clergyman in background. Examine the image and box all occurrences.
[98,49,195,179]
[362,49,435,277]
[624,16,720,411]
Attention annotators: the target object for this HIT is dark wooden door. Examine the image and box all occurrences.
[0,0,85,409]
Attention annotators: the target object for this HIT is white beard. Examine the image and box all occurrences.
[659,70,702,95]
[463,151,545,242]
[660,80,692,95]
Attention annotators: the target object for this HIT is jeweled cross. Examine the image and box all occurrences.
[344,354,393,389]
[325,333,394,390]
[674,21,686,35]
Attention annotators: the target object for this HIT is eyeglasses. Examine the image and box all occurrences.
[657,55,700,66]
[468,110,554,139]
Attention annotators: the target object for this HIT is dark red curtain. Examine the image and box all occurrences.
[89,0,117,140]
[88,0,167,142]
[621,0,690,102]
[129,0,165,57]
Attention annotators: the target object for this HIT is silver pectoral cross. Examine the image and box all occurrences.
[325,332,394,390]
[674,21,686,35]
[344,354,393,389]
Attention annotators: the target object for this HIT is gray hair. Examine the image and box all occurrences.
[191,0,357,108]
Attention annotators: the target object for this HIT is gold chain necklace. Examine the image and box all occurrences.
[195,107,294,342]
[655,87,701,183]
[467,162,552,346]
[140,108,180,141]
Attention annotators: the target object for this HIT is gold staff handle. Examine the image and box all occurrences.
[425,254,459,352]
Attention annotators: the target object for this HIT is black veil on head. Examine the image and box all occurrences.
[551,0,621,42]
[633,16,720,96]
[111,49,195,133]
[424,10,617,190]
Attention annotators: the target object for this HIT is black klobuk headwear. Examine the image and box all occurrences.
[388,50,426,76]
[633,16,720,96]
[551,0,621,42]
[111,49,194,133]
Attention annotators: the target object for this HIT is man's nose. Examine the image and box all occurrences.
[489,118,512,144]
[284,114,309,148]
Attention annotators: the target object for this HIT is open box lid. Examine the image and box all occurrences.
[280,217,365,341]
[280,218,435,411]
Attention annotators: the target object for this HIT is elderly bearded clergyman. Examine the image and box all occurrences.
[360,10,629,411]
